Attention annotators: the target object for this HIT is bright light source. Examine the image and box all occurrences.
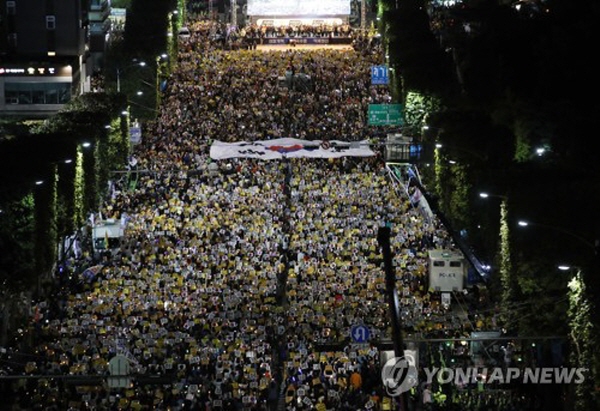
[104,125,111,129]
[536,147,545,156]
[82,142,91,148]
[64,159,72,164]
[479,192,489,198]
[557,265,571,271]
[121,110,128,116]
[518,221,529,227]
[435,143,442,149]
[136,91,143,96]
[139,61,147,67]
[35,180,44,185]
[448,160,456,164]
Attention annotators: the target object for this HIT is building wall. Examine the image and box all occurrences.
[0,0,109,117]
[0,63,73,118]
[3,0,85,57]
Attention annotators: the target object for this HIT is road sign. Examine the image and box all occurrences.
[351,324,371,343]
[108,354,131,389]
[368,104,403,126]
[371,65,389,85]
[129,126,142,144]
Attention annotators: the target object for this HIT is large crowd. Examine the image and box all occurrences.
[0,14,533,411]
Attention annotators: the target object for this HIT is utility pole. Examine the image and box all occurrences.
[361,0,367,30]
[230,0,237,27]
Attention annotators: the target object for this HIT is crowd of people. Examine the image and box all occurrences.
[239,23,354,40]
[0,14,515,411]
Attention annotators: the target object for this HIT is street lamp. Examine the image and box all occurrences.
[435,143,487,162]
[155,54,169,108]
[479,192,508,201]
[116,61,147,92]
[516,220,595,251]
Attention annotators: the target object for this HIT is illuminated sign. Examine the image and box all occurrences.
[0,66,70,76]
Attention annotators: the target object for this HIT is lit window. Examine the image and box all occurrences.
[46,15,56,30]
[7,1,16,15]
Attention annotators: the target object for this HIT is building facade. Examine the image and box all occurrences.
[0,0,110,118]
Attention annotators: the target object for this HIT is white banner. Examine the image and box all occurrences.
[210,138,375,160]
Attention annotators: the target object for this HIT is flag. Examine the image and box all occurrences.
[410,188,422,206]
[82,265,103,282]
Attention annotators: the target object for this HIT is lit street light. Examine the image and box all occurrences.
[479,192,508,201]
[116,61,147,92]
[516,220,595,250]
[434,140,487,162]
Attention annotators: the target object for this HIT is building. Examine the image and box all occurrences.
[0,0,110,118]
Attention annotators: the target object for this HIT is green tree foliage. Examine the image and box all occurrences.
[33,167,58,294]
[448,163,471,230]
[381,0,457,97]
[404,91,441,134]
[498,200,520,333]
[73,149,85,230]
[515,260,569,336]
[0,92,129,295]
[568,272,600,410]
[124,0,178,57]
[0,195,35,291]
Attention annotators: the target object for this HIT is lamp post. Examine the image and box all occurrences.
[155,54,168,109]
[436,142,487,162]
[516,220,595,251]
[116,61,147,93]
[230,0,237,27]
[479,192,508,201]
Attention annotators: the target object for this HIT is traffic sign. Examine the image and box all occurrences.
[368,104,403,126]
[351,324,371,343]
[129,126,142,144]
[108,354,131,389]
[371,65,389,85]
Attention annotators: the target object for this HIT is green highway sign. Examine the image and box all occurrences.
[368,104,403,126]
